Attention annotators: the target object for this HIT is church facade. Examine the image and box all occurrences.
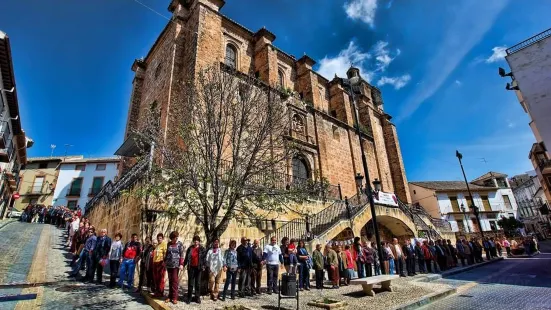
[84,0,439,248]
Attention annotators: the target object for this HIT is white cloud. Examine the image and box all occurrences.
[507,120,516,128]
[344,0,378,27]
[317,41,373,81]
[317,40,408,84]
[485,46,507,63]
[396,0,510,122]
[377,74,411,89]
[455,80,462,86]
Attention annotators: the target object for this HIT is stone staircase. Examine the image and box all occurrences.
[260,194,367,247]
[260,193,452,247]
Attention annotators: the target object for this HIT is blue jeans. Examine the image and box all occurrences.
[298,264,310,289]
[118,259,136,288]
[71,250,88,275]
[389,259,395,274]
[223,270,237,298]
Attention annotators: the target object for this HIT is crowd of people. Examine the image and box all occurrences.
[18,204,541,305]
[19,204,78,224]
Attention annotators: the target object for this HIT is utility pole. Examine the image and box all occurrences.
[50,144,56,158]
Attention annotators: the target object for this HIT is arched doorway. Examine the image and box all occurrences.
[361,216,416,244]
[292,156,310,183]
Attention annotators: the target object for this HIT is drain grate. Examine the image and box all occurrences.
[458,294,473,298]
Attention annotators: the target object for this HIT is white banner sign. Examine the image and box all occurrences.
[373,191,398,207]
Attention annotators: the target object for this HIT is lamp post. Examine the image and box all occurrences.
[456,150,484,238]
[460,203,470,233]
[355,173,364,197]
[343,69,385,272]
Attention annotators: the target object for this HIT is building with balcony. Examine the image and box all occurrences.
[52,156,119,211]
[13,157,65,211]
[511,174,550,237]
[409,171,519,234]
[504,28,551,204]
[0,31,33,218]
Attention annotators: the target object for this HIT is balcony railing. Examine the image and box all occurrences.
[539,159,551,171]
[0,122,9,149]
[26,186,46,195]
[88,187,102,196]
[507,28,551,55]
[0,140,14,163]
[66,188,82,197]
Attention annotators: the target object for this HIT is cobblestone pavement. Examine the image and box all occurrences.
[420,241,551,310]
[155,274,451,310]
[0,222,44,310]
[0,222,151,310]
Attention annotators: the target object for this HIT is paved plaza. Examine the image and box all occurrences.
[2,221,551,310]
[420,243,551,310]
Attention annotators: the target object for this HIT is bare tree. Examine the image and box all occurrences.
[132,64,327,248]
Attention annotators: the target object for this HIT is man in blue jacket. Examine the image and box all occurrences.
[86,228,112,284]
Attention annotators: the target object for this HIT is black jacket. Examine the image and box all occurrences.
[402,244,415,258]
[415,245,425,260]
[183,245,206,269]
[236,244,252,268]
[94,236,112,259]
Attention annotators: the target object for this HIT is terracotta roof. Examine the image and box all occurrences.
[409,181,496,191]
[472,171,508,183]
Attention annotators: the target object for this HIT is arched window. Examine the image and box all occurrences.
[292,156,310,182]
[225,44,237,69]
[278,69,285,88]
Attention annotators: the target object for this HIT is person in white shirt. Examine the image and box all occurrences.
[206,238,225,301]
[392,238,405,276]
[263,236,282,294]
[67,216,80,248]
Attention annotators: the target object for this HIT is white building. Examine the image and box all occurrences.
[511,174,550,236]
[52,157,119,211]
[505,28,551,153]
[409,171,519,234]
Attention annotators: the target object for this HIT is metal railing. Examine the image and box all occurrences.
[0,140,14,162]
[260,192,367,247]
[86,156,150,211]
[66,188,82,197]
[88,187,102,196]
[507,28,551,55]
[539,159,551,171]
[0,122,9,149]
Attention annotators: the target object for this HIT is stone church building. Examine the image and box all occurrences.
[85,0,452,248]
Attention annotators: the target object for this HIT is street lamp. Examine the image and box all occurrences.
[460,203,470,233]
[355,173,364,196]
[456,150,484,238]
[372,178,382,192]
[342,68,385,273]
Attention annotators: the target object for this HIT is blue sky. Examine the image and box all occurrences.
[1,0,550,182]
